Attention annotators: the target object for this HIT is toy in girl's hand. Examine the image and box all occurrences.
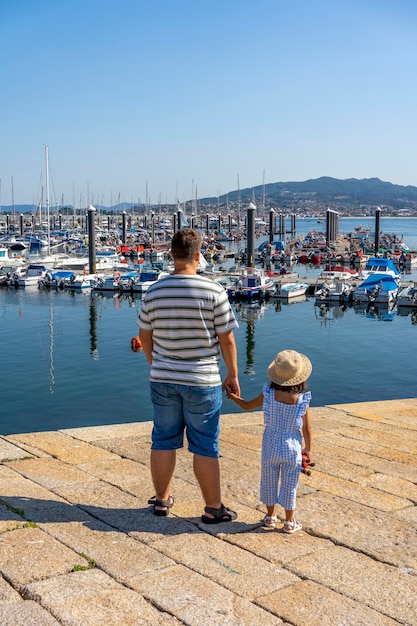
[301,453,315,476]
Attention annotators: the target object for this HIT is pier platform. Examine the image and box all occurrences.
[0,398,416,625]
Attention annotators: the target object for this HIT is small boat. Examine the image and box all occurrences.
[0,246,25,267]
[271,281,310,301]
[319,265,358,280]
[93,266,169,294]
[64,273,97,290]
[38,270,76,289]
[353,274,399,304]
[397,283,417,308]
[358,257,400,280]
[315,281,355,303]
[17,264,53,287]
[226,267,274,301]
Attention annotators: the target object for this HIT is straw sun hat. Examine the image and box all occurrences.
[267,350,312,386]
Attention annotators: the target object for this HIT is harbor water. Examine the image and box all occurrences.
[1,217,417,436]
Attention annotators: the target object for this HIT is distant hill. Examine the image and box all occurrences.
[3,178,417,213]
[214,177,417,209]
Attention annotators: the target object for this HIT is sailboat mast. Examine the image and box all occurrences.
[45,145,51,255]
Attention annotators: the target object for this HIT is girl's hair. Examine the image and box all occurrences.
[270,381,309,393]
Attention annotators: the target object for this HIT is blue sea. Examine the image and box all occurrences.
[1,217,417,436]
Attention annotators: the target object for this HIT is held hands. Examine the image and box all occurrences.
[223,383,239,401]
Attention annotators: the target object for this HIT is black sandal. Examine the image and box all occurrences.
[147,495,174,517]
[201,503,237,524]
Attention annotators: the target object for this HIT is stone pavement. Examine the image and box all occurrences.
[0,398,416,626]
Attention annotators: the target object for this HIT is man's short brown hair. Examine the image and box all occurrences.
[170,228,202,261]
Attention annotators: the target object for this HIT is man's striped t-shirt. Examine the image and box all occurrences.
[139,273,238,386]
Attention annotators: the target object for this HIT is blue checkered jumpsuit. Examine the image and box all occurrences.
[260,383,312,511]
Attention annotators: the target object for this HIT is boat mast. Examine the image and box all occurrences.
[45,145,51,255]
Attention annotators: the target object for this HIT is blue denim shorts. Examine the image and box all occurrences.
[150,382,222,458]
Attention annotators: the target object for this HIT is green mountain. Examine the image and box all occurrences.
[214,177,417,209]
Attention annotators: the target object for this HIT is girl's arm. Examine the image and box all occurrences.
[301,406,312,457]
[225,386,264,411]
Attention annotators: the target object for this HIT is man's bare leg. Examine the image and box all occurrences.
[150,449,176,512]
[193,454,221,516]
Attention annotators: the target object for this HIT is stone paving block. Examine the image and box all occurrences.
[217,457,263,509]
[24,568,180,625]
[330,398,417,428]
[221,411,263,428]
[5,457,98,490]
[371,457,417,482]
[321,404,417,437]
[0,600,61,625]
[363,471,417,502]
[0,502,26,533]
[257,579,401,626]
[0,526,89,588]
[6,431,120,464]
[0,574,21,605]
[0,438,34,462]
[394,504,417,525]
[224,526,333,567]
[0,465,86,525]
[90,434,152,464]
[336,424,416,453]
[297,491,417,568]
[305,469,411,511]
[40,520,178,590]
[314,440,417,481]
[77,457,151,494]
[218,440,262,466]
[316,430,416,465]
[141,563,284,624]
[61,421,152,442]
[299,448,373,482]
[56,480,200,542]
[286,545,417,625]
[152,532,300,600]
[219,424,263,450]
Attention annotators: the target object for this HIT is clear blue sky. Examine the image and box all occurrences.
[1,0,417,207]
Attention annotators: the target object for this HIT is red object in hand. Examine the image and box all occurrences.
[301,453,315,476]
[131,336,142,352]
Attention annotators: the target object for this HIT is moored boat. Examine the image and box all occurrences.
[271,281,310,301]
[353,274,399,304]
[226,267,274,301]
[397,283,417,308]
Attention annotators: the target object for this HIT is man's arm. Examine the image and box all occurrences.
[218,330,240,397]
[139,328,153,364]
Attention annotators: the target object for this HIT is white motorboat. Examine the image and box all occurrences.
[17,264,53,287]
[353,274,400,304]
[315,280,355,303]
[271,281,310,301]
[93,265,169,294]
[226,267,274,301]
[397,283,417,308]
[358,257,400,280]
[0,246,25,267]
[319,264,359,280]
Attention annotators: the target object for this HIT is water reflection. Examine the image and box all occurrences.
[89,297,98,359]
[234,302,266,376]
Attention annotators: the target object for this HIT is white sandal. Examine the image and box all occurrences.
[262,515,277,529]
[283,519,302,534]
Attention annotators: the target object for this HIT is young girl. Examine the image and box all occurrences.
[226,349,312,532]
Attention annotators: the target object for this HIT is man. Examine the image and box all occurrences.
[139,228,240,523]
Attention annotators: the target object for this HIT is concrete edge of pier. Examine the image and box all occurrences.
[0,398,416,625]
